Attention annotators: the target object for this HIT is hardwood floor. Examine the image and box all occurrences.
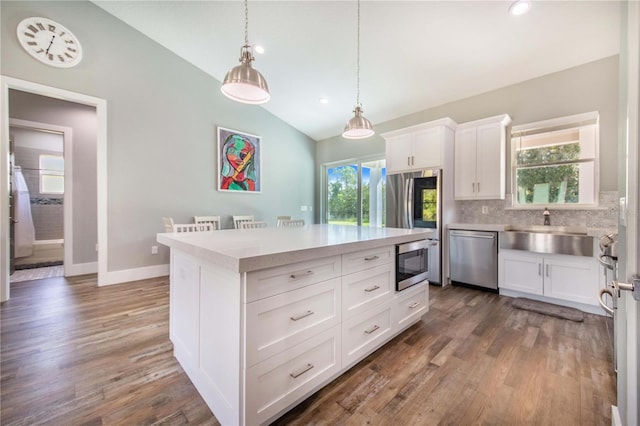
[1,276,615,425]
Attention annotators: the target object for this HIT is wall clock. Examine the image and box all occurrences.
[16,17,83,68]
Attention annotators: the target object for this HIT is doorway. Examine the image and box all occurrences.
[9,121,70,283]
[1,76,107,302]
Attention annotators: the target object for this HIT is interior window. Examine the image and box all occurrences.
[511,112,598,207]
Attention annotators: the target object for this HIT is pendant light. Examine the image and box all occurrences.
[343,0,374,139]
[221,0,270,105]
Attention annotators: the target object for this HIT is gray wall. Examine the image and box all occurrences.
[10,93,97,262]
[2,1,316,272]
[316,56,619,220]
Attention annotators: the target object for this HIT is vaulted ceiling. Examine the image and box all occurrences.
[92,1,620,141]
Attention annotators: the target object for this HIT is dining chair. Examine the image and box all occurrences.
[279,219,305,228]
[238,221,268,229]
[162,217,175,232]
[276,215,292,227]
[194,215,221,230]
[233,215,255,229]
[173,223,214,233]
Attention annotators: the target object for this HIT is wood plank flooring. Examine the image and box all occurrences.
[1,276,616,425]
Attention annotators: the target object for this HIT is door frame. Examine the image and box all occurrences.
[1,76,107,302]
[9,118,74,277]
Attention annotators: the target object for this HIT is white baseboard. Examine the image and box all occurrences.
[98,264,169,286]
[65,261,98,276]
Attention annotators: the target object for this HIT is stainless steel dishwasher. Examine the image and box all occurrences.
[449,230,498,290]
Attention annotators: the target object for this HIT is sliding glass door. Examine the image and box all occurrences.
[324,158,386,227]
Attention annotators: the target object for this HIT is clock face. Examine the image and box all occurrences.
[16,17,82,68]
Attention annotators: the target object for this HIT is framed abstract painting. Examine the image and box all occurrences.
[217,126,261,193]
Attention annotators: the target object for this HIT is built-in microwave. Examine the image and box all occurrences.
[396,240,429,291]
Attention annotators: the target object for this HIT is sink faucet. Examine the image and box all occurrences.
[543,207,551,226]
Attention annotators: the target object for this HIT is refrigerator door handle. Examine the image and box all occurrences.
[409,178,414,228]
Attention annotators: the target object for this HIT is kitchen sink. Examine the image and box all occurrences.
[506,225,588,235]
[500,229,593,257]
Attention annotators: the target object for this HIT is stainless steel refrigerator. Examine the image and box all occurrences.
[386,169,442,285]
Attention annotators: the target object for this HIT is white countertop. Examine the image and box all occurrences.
[157,224,434,273]
[447,223,615,237]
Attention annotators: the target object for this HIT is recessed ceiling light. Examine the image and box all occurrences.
[319,97,329,105]
[509,0,531,16]
[254,45,265,54]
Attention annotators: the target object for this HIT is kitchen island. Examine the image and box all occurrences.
[157,224,433,425]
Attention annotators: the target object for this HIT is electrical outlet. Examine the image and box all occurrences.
[151,245,159,255]
[481,205,489,214]
[301,205,308,211]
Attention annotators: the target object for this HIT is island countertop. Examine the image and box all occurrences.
[157,224,434,273]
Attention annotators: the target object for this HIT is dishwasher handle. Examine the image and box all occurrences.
[450,231,496,239]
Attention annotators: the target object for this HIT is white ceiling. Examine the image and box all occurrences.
[91,1,620,141]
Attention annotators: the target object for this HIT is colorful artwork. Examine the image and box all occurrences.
[217,127,261,193]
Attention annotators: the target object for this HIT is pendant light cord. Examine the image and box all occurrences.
[244,0,249,47]
[356,0,361,107]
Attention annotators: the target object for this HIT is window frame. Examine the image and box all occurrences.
[510,111,600,209]
[39,153,65,195]
[321,154,386,226]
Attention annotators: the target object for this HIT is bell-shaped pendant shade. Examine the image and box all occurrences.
[343,105,374,139]
[221,47,270,105]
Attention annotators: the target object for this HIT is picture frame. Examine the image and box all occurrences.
[217,126,261,193]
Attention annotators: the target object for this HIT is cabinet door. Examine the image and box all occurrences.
[454,127,477,199]
[385,133,413,174]
[543,256,600,305]
[475,122,505,199]
[412,127,443,169]
[499,250,544,294]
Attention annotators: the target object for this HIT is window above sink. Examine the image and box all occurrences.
[510,111,599,209]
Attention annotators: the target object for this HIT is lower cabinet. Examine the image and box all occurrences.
[499,249,601,306]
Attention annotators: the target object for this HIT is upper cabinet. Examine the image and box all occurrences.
[382,118,457,174]
[454,114,512,200]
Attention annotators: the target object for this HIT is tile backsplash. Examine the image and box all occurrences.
[457,191,618,229]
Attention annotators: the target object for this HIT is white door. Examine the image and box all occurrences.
[615,3,639,425]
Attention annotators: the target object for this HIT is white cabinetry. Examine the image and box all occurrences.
[382,118,457,174]
[499,249,601,307]
[455,114,511,200]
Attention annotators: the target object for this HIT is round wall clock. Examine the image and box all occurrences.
[16,17,83,68]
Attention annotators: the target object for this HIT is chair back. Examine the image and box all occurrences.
[239,221,268,229]
[194,215,221,230]
[279,219,305,228]
[162,217,174,232]
[233,215,255,229]
[276,215,292,227]
[173,223,214,233]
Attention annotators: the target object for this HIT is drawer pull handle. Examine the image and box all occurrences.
[290,270,314,279]
[364,325,380,334]
[409,302,420,309]
[364,285,380,293]
[290,310,314,321]
[364,255,379,261]
[290,363,314,379]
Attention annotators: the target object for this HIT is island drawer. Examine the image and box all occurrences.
[342,303,392,369]
[245,278,341,366]
[392,281,428,331]
[246,255,341,302]
[245,325,341,426]
[342,263,394,319]
[342,246,394,275]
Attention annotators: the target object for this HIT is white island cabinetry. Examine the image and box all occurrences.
[158,225,432,425]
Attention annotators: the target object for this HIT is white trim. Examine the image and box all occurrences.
[612,406,622,426]
[0,76,107,302]
[98,264,169,287]
[498,288,605,316]
[511,110,599,134]
[66,261,98,277]
[10,118,75,278]
[34,239,64,245]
